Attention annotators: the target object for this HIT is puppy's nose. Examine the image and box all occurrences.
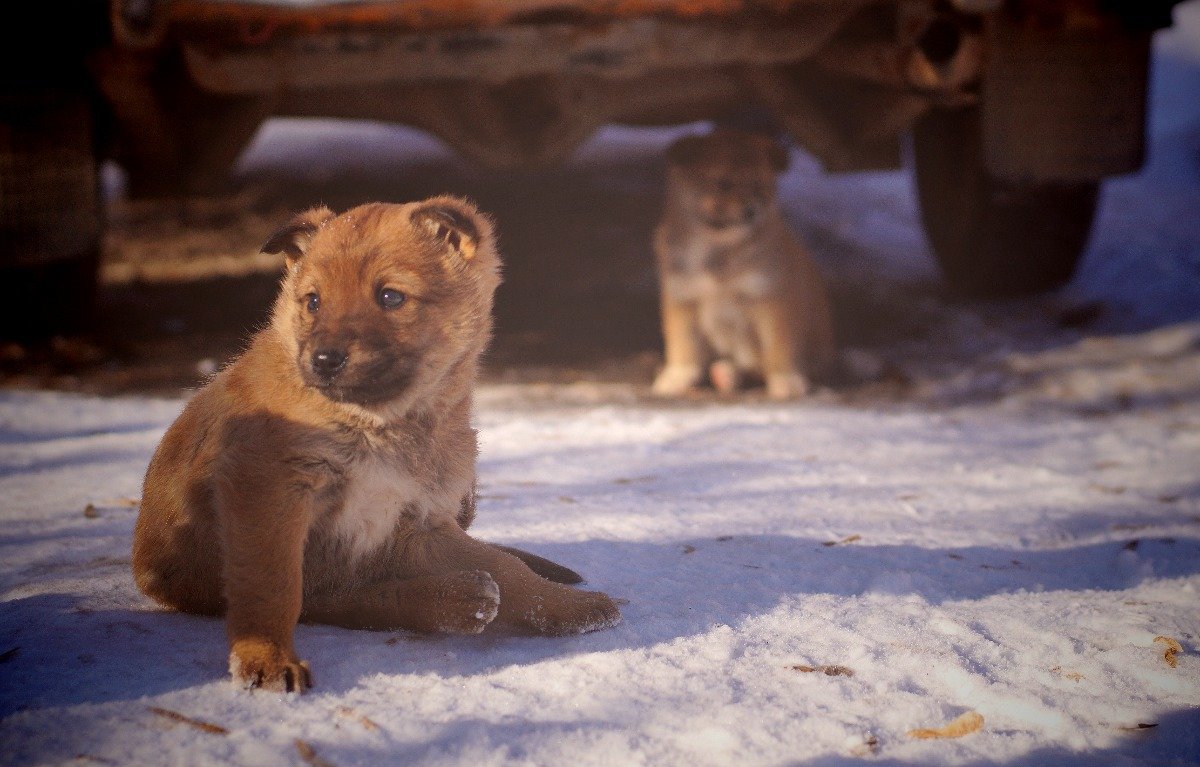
[311,348,348,379]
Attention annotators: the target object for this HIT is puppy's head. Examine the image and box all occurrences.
[264,197,501,413]
[665,129,788,232]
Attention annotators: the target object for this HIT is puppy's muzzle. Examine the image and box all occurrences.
[701,195,760,230]
[311,348,348,381]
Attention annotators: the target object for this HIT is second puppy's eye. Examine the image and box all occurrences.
[304,293,320,313]
[378,288,406,309]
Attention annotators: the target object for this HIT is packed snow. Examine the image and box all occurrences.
[3,6,1200,766]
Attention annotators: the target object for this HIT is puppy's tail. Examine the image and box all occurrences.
[493,545,583,585]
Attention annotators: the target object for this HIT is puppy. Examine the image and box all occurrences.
[133,197,620,693]
[651,130,835,399]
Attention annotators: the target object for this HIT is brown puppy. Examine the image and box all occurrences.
[652,130,835,399]
[133,197,620,693]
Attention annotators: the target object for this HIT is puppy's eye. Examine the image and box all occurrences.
[378,288,406,309]
[304,293,320,313]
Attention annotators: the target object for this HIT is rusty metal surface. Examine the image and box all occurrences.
[982,12,1151,181]
[182,6,865,93]
[117,0,1167,181]
[167,0,842,36]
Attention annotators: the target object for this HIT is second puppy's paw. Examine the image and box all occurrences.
[652,365,703,396]
[766,371,809,400]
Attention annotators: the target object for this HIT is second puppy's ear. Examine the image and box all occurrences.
[751,134,790,173]
[666,135,708,168]
[262,206,336,268]
[410,196,488,262]
[767,139,790,173]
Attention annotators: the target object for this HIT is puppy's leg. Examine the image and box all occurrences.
[217,474,314,693]
[653,297,705,396]
[492,545,583,585]
[423,523,621,636]
[750,299,809,399]
[303,571,500,633]
[806,301,837,381]
[458,479,582,584]
[215,419,327,693]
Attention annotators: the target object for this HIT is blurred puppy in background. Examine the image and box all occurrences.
[652,129,834,399]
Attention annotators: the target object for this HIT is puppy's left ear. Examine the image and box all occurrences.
[752,135,790,174]
[410,196,489,262]
[262,206,335,268]
[666,135,708,169]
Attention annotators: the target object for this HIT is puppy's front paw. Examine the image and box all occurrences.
[229,639,312,693]
[766,371,809,400]
[652,365,703,396]
[435,570,500,634]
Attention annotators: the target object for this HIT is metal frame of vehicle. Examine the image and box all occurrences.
[0,0,1186,337]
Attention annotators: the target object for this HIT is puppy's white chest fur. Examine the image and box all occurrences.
[334,454,425,557]
[661,230,775,303]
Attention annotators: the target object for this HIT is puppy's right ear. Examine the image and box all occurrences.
[410,196,490,264]
[261,206,335,268]
[666,135,707,168]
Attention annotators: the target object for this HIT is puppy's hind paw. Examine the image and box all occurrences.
[434,570,500,634]
[573,590,623,634]
[534,589,623,636]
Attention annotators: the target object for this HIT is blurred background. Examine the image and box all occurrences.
[2,0,1197,399]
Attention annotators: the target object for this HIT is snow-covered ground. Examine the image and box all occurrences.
[3,6,1200,766]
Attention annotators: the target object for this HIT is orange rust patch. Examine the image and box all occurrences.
[168,0,805,36]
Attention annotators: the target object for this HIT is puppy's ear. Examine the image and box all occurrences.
[756,135,790,173]
[410,196,488,262]
[666,135,708,168]
[262,206,335,267]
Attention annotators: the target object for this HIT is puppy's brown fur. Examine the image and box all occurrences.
[652,130,835,399]
[133,197,620,693]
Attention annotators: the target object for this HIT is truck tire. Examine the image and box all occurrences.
[0,89,102,338]
[912,105,1099,297]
